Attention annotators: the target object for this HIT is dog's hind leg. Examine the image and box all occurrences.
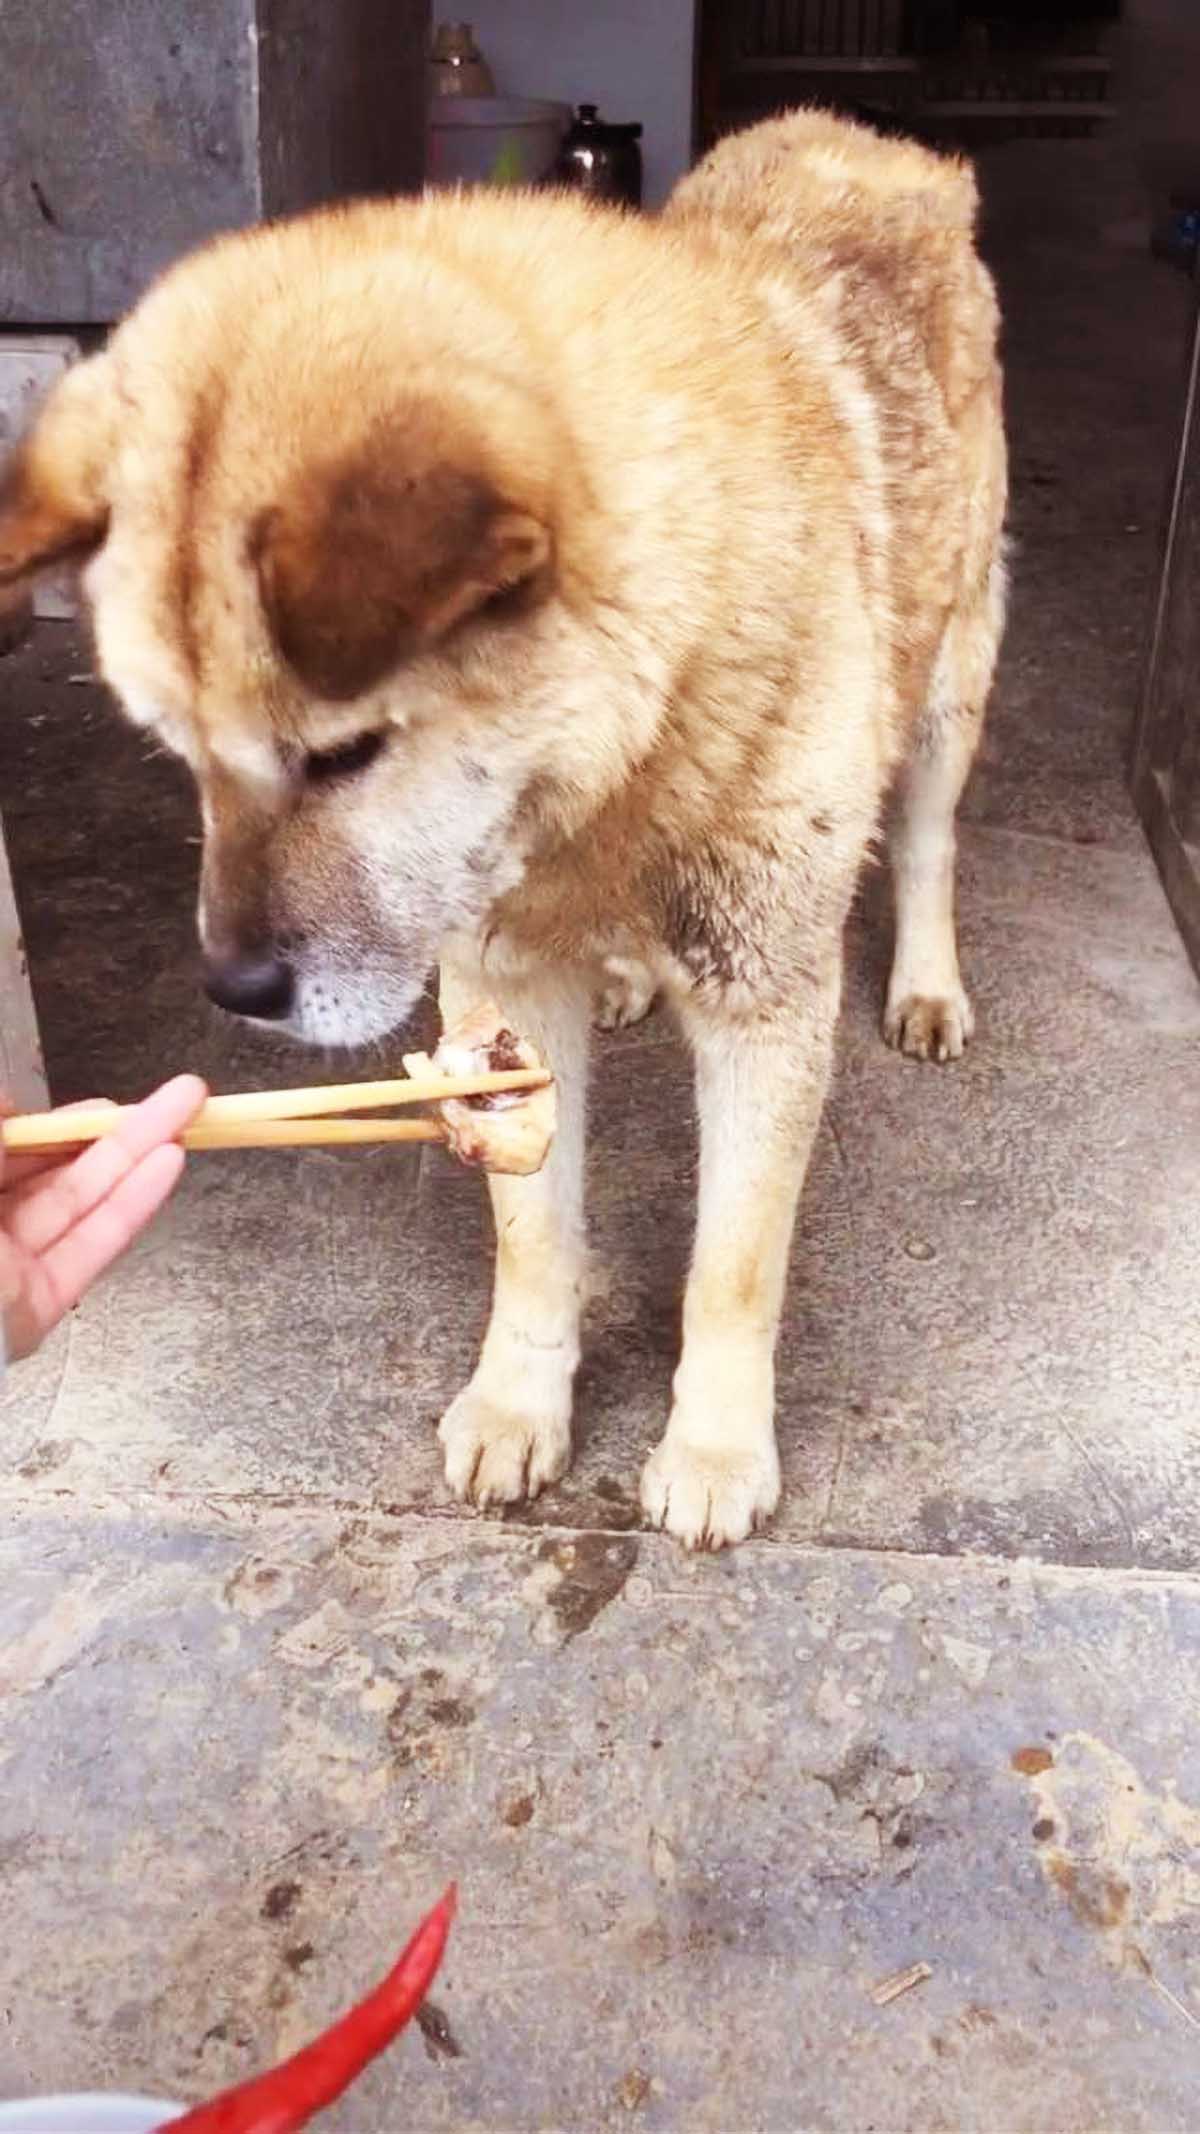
[884,552,1005,1063]
[436,940,591,1507]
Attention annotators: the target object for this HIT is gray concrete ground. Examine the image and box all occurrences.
[2,140,1200,2130]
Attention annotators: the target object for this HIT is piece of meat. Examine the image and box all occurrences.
[404,1001,556,1176]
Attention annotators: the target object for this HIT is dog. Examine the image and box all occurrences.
[0,109,1006,1548]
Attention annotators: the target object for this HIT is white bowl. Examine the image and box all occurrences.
[426,95,570,189]
[0,2098,184,2133]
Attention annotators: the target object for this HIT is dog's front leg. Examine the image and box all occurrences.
[641,975,840,1548]
[437,941,591,1507]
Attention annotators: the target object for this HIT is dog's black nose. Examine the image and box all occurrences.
[203,951,294,1021]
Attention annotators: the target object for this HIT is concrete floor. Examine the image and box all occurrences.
[2,141,1200,2130]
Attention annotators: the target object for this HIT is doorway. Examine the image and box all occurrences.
[695,1,1120,154]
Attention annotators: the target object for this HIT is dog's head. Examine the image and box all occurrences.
[0,213,620,1047]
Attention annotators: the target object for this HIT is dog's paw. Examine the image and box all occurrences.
[439,1382,571,1508]
[594,956,658,1032]
[883,988,974,1063]
[640,1432,780,1550]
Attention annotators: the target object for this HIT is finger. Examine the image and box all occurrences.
[5,1142,186,1354]
[3,1230,63,1360]
[41,1142,187,1314]
[3,1101,119,1186]
[7,1075,207,1258]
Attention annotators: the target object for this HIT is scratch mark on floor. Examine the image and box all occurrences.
[1131,1947,1200,2035]
[822,1408,852,1536]
[1059,1417,1137,1560]
[41,1309,80,1445]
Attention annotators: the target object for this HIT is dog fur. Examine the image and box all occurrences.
[0,110,1007,1547]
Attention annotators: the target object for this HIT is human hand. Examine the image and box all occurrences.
[1,1074,207,1365]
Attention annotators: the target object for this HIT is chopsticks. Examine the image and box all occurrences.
[1,1066,551,1156]
[183,1117,448,1150]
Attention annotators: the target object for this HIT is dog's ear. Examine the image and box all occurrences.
[253,445,553,702]
[0,355,115,588]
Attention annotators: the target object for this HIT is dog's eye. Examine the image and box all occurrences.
[303,730,385,784]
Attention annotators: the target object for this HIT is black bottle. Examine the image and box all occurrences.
[555,103,643,208]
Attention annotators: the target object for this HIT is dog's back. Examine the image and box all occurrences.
[668,108,996,416]
[668,108,1006,739]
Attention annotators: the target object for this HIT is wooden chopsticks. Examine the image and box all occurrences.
[1,1067,551,1156]
[182,1117,447,1150]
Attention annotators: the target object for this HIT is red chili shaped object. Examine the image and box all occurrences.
[162,1884,456,2134]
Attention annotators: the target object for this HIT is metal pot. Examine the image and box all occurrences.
[554,104,642,209]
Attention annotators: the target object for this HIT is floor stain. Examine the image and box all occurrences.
[224,1559,296,1619]
[537,1533,640,1641]
[1017,1731,1200,1965]
[1011,1745,1055,1776]
[426,1697,476,1728]
[815,1741,882,1803]
[1047,1853,1131,1932]
[387,1673,479,1770]
[15,1438,73,1480]
[417,1998,463,2062]
[261,1879,301,1922]
[616,2067,651,2111]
